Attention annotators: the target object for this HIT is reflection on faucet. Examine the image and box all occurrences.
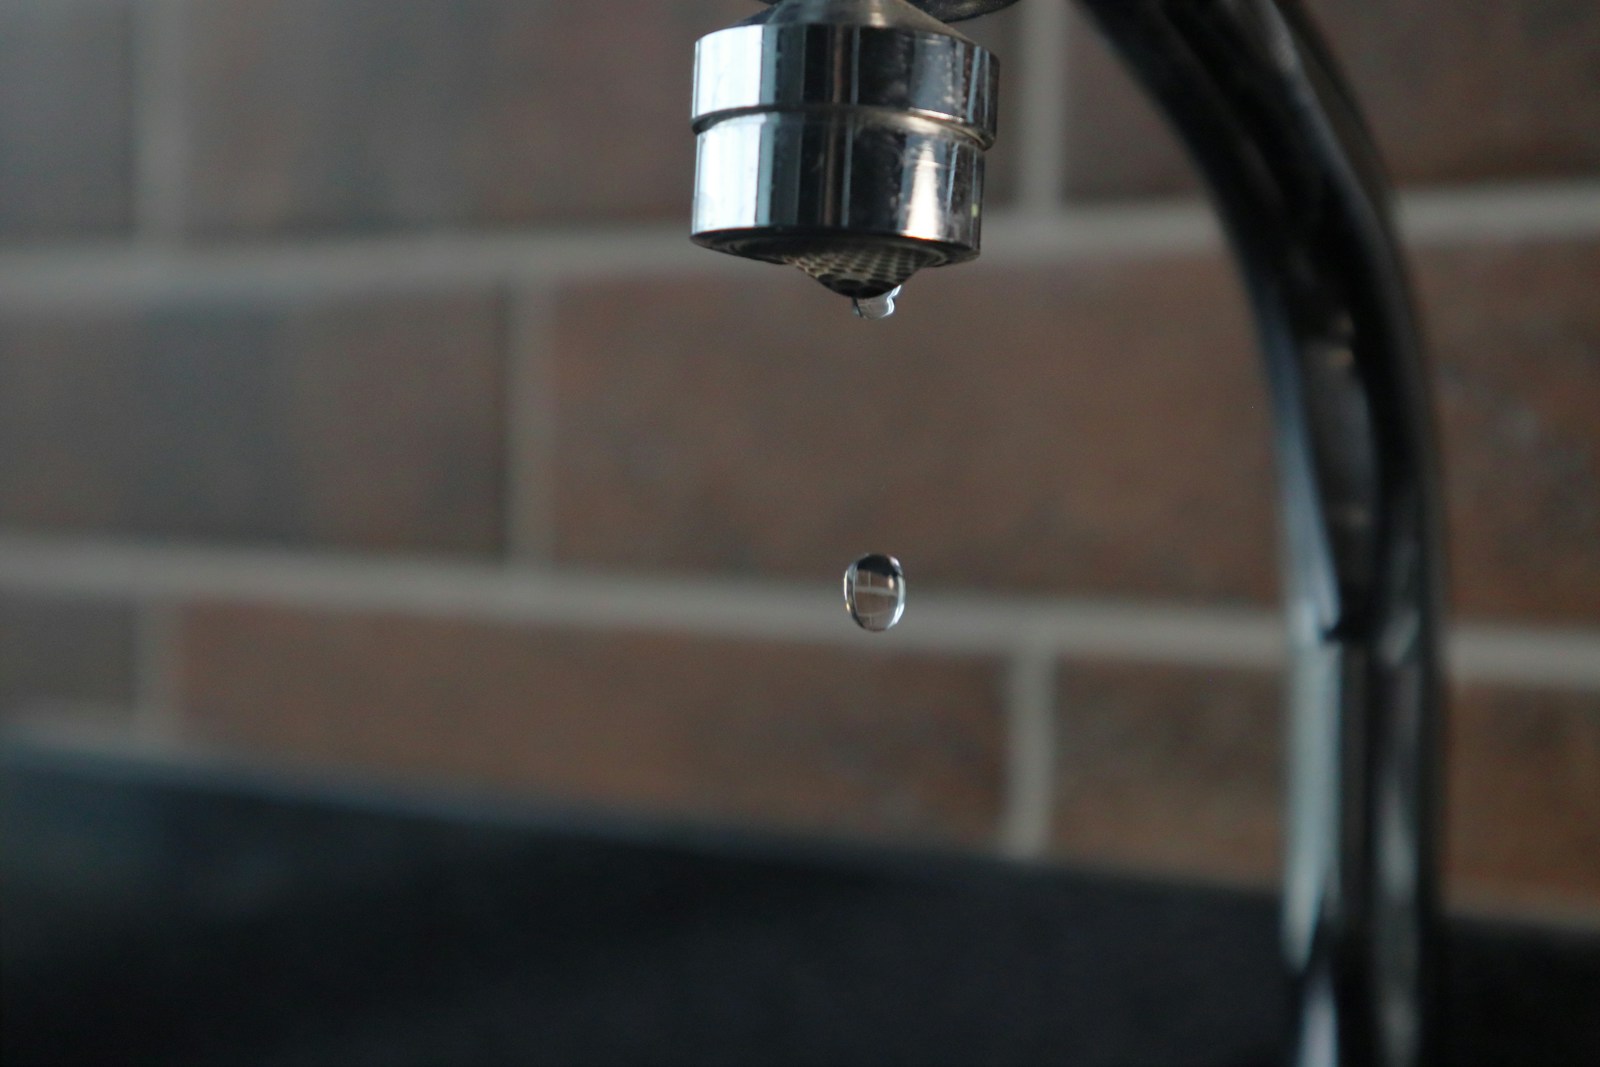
[690,2,1445,1066]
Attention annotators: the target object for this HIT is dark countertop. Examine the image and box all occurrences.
[3,741,1597,1066]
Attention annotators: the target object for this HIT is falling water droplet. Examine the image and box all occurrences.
[851,286,902,321]
[844,554,906,632]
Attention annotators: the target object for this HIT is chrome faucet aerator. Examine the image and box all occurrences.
[690,0,1000,300]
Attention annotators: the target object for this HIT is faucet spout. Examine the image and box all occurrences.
[692,3,1446,1065]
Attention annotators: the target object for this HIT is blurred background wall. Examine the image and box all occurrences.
[0,0,1596,926]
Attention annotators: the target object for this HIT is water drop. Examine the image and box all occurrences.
[851,286,901,321]
[844,554,906,632]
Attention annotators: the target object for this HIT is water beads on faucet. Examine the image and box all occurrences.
[851,285,902,321]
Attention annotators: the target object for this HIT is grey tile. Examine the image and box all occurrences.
[0,0,135,239]
[0,593,137,718]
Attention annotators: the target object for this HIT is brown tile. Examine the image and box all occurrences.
[1049,661,1284,885]
[1063,1,1600,200]
[0,593,137,720]
[179,0,752,236]
[177,603,1006,845]
[0,291,505,554]
[0,1,134,239]
[1447,685,1600,917]
[1422,239,1600,624]
[1045,659,1600,918]
[1314,0,1600,187]
[548,256,1279,605]
[1060,7,1198,202]
[548,236,1600,623]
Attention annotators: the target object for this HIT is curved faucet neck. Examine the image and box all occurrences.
[1076,2,1445,1064]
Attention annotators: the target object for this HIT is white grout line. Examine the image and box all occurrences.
[998,646,1058,859]
[0,225,721,308]
[3,182,1598,307]
[1448,625,1600,692]
[983,199,1220,259]
[1397,180,1600,244]
[1014,0,1071,214]
[133,599,182,741]
[131,0,190,243]
[503,287,557,561]
[1,535,1599,692]
[0,534,1281,661]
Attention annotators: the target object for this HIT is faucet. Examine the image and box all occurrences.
[688,2,1446,1065]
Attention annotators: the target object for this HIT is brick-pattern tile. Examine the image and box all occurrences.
[1051,662,1284,885]
[549,236,1600,622]
[0,593,137,720]
[1449,685,1600,917]
[1047,660,1600,918]
[177,0,752,236]
[1060,7,1197,203]
[0,292,505,554]
[1422,239,1600,624]
[177,603,1006,845]
[549,257,1278,605]
[0,1,133,240]
[1063,1,1600,200]
[1319,0,1600,185]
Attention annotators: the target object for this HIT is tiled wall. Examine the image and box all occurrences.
[1,0,1597,925]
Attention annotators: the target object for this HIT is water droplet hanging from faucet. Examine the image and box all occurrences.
[851,286,901,321]
[844,554,907,632]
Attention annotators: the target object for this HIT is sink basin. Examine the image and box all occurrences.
[3,741,1596,1066]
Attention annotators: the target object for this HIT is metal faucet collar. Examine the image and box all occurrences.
[753,0,1022,21]
[691,0,1000,299]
